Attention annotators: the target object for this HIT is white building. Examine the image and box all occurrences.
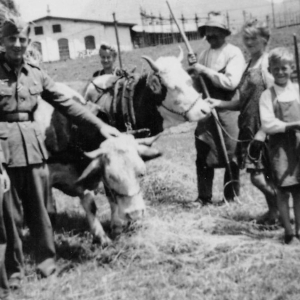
[30,15,135,62]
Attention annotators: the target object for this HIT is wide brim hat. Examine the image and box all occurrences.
[198,12,231,38]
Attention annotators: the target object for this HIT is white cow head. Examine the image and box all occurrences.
[76,134,161,236]
[142,48,212,129]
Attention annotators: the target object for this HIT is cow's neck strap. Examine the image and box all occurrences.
[104,182,141,203]
[160,95,201,121]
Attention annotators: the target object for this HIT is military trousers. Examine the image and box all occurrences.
[195,139,240,201]
[4,164,56,282]
[0,180,9,299]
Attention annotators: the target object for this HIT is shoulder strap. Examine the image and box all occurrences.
[270,86,277,104]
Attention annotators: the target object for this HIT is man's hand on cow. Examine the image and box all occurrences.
[100,124,121,139]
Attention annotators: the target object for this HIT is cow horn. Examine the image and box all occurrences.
[84,148,104,160]
[137,144,162,161]
[136,133,161,146]
[177,46,184,62]
[142,56,160,73]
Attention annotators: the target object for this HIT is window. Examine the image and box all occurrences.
[58,38,70,60]
[84,36,95,50]
[52,24,61,33]
[34,26,43,35]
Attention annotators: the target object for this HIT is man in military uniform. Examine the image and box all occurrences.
[0,147,10,300]
[0,15,120,298]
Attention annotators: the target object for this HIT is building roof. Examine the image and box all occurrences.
[132,23,203,33]
[32,15,136,27]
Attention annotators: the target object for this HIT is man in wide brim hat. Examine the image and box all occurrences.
[187,11,245,207]
[198,12,231,38]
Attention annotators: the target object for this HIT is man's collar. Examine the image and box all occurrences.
[1,54,29,74]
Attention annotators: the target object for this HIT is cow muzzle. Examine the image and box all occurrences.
[109,190,146,237]
[185,97,212,122]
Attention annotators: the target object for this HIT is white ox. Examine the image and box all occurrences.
[84,48,211,134]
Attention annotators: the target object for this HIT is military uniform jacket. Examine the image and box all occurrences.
[0,53,103,167]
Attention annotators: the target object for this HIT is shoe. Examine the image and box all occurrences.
[256,212,279,226]
[284,234,294,244]
[195,197,213,206]
[0,293,13,300]
[8,277,21,290]
[36,258,57,278]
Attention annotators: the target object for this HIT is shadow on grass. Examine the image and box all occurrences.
[23,211,113,265]
[200,213,281,242]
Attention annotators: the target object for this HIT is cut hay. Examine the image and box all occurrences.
[15,128,300,300]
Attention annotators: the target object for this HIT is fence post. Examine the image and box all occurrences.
[243,10,247,22]
[194,13,199,40]
[266,15,270,27]
[151,12,156,46]
[170,14,174,44]
[112,12,122,69]
[140,8,145,48]
[226,11,230,30]
[159,13,163,45]
[180,14,185,42]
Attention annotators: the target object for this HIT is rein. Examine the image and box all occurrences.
[161,95,201,121]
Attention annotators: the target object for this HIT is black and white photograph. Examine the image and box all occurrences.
[0,0,300,299]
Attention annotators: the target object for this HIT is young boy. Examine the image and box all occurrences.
[93,42,123,77]
[259,47,300,244]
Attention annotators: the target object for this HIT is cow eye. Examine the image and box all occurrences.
[138,171,145,178]
[174,86,182,93]
[108,174,118,182]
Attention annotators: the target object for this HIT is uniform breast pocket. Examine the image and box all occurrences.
[29,86,43,97]
[0,87,13,100]
[29,86,43,106]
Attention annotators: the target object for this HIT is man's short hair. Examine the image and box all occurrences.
[99,42,117,57]
[268,47,294,66]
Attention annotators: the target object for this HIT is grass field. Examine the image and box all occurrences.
[10,25,300,300]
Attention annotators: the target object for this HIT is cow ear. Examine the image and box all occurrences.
[148,74,162,95]
[76,154,108,189]
[137,144,162,161]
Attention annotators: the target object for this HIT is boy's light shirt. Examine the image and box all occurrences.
[259,80,300,134]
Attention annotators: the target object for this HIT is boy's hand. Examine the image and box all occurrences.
[0,167,10,193]
[287,121,300,131]
[206,98,221,109]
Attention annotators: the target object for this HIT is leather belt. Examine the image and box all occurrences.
[0,112,33,122]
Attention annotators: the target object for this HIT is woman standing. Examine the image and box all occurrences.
[208,20,278,224]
